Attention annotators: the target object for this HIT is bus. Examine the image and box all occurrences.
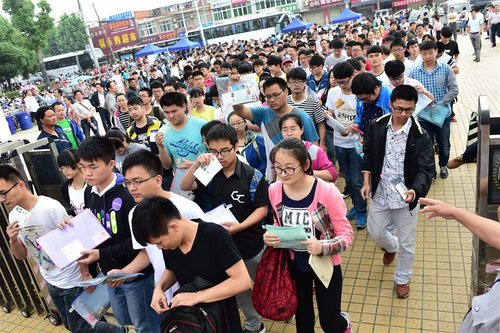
[42,49,105,79]
[187,11,294,45]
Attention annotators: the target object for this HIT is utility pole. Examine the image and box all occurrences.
[77,0,99,68]
[92,2,118,62]
[194,0,207,46]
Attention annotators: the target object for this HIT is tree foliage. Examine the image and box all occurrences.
[3,0,54,82]
[45,13,88,57]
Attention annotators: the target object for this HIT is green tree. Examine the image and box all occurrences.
[45,13,88,57]
[0,16,37,87]
[3,0,54,83]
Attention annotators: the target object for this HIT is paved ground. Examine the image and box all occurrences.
[1,34,499,332]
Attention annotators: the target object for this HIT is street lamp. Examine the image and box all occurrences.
[193,0,207,46]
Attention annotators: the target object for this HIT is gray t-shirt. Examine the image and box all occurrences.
[115,142,150,173]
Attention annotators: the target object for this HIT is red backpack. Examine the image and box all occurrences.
[251,246,297,321]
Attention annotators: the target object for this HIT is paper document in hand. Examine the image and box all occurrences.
[193,158,223,186]
[265,225,308,251]
[71,281,110,327]
[309,255,333,288]
[36,209,110,269]
[414,93,433,117]
[216,75,259,107]
[77,273,144,287]
[9,205,31,228]
[203,204,238,224]
[326,115,347,135]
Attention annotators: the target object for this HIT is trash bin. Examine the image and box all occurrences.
[5,115,16,135]
[15,112,33,130]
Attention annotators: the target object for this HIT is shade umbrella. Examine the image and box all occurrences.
[164,38,201,52]
[331,8,362,24]
[135,43,163,57]
[70,75,93,87]
[281,18,313,33]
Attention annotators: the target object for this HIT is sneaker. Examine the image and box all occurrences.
[396,283,410,298]
[243,323,266,333]
[341,312,352,333]
[355,212,367,229]
[346,207,357,220]
[284,315,295,323]
[440,166,449,179]
[342,187,350,199]
[447,156,464,169]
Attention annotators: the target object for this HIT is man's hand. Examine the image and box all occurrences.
[194,153,214,168]
[58,217,73,229]
[78,249,100,265]
[418,198,457,219]
[151,286,169,314]
[106,269,128,288]
[404,191,415,203]
[177,160,194,170]
[155,131,165,149]
[263,232,280,247]
[346,123,360,134]
[80,273,96,293]
[320,142,328,152]
[171,292,200,308]
[414,84,425,94]
[302,238,323,256]
[220,221,241,235]
[360,183,371,200]
[6,222,21,244]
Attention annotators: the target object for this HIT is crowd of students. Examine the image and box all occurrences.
[2,10,477,332]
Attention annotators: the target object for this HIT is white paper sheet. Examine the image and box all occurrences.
[36,209,111,269]
[414,93,434,117]
[203,204,238,224]
[193,158,223,186]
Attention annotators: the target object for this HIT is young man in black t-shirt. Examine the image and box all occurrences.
[126,96,162,152]
[132,196,251,333]
[180,123,269,333]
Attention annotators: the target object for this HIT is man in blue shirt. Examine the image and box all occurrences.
[36,106,71,153]
[233,77,319,145]
[306,54,329,95]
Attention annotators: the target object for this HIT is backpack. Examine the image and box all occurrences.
[161,277,230,333]
[251,246,298,321]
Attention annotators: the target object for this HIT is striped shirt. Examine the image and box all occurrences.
[118,110,130,130]
[286,95,326,125]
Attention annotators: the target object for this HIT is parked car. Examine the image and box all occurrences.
[438,0,472,26]
[374,9,393,19]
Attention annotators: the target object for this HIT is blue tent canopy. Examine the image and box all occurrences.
[165,38,201,52]
[331,9,362,24]
[135,44,163,57]
[281,18,312,33]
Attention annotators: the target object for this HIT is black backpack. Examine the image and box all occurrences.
[160,277,230,333]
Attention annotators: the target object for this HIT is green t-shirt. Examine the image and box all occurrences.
[57,119,78,149]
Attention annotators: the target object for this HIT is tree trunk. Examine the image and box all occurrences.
[36,48,49,84]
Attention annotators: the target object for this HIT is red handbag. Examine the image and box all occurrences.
[251,246,298,321]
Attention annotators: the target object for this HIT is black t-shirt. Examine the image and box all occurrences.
[197,160,268,259]
[443,40,460,58]
[282,179,319,272]
[134,124,149,146]
[163,222,242,332]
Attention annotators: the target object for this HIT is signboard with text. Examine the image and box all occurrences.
[108,11,134,21]
[231,0,248,5]
[139,31,179,44]
[392,0,423,6]
[210,0,232,8]
[308,0,343,8]
[90,19,139,55]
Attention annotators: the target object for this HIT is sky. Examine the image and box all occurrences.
[1,0,176,23]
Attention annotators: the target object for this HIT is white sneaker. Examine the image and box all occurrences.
[341,312,352,333]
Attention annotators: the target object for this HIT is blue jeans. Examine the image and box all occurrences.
[335,146,367,213]
[47,283,122,333]
[108,274,160,333]
[419,117,451,169]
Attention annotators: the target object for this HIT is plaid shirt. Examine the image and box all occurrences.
[409,61,459,113]
[373,117,412,209]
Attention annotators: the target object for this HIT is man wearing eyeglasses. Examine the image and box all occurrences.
[233,77,319,145]
[360,85,435,299]
[180,123,269,333]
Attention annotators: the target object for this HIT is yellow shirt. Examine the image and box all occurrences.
[191,105,216,122]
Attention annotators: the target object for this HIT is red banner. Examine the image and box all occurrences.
[90,19,139,55]
[231,0,248,5]
[308,0,343,9]
[392,0,423,7]
[139,31,179,44]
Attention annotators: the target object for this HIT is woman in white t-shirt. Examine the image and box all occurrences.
[73,90,99,138]
[57,149,87,216]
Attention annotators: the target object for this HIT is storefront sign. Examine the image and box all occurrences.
[140,31,179,44]
[210,0,232,8]
[90,19,139,55]
[308,0,343,8]
[392,0,423,7]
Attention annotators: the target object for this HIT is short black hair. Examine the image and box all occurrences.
[238,62,253,74]
[122,150,163,177]
[332,61,355,80]
[36,106,53,120]
[252,59,264,67]
[309,54,324,67]
[205,123,238,146]
[351,72,381,95]
[0,165,24,185]
[128,96,143,107]
[390,38,406,49]
[287,67,307,82]
[189,87,204,97]
[192,70,204,78]
[384,60,405,78]
[132,196,181,246]
[105,129,129,149]
[78,136,115,164]
[346,58,362,71]
[390,85,418,104]
[419,40,437,51]
[406,39,419,48]
[262,77,288,92]
[139,87,152,97]
[330,39,344,49]
[366,45,383,56]
[150,80,164,90]
[441,26,453,38]
[57,149,80,169]
[201,120,222,139]
[279,113,303,131]
[51,101,64,109]
[267,54,282,67]
[160,92,187,108]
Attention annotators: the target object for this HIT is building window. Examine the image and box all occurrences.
[233,3,253,17]
[138,21,158,36]
[213,6,232,21]
[158,18,172,32]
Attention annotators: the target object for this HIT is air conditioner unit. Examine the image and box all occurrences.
[190,14,195,19]
[173,17,177,22]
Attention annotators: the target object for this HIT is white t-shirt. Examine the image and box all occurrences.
[404,58,416,77]
[73,99,93,117]
[326,86,357,148]
[68,183,87,215]
[11,196,81,289]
